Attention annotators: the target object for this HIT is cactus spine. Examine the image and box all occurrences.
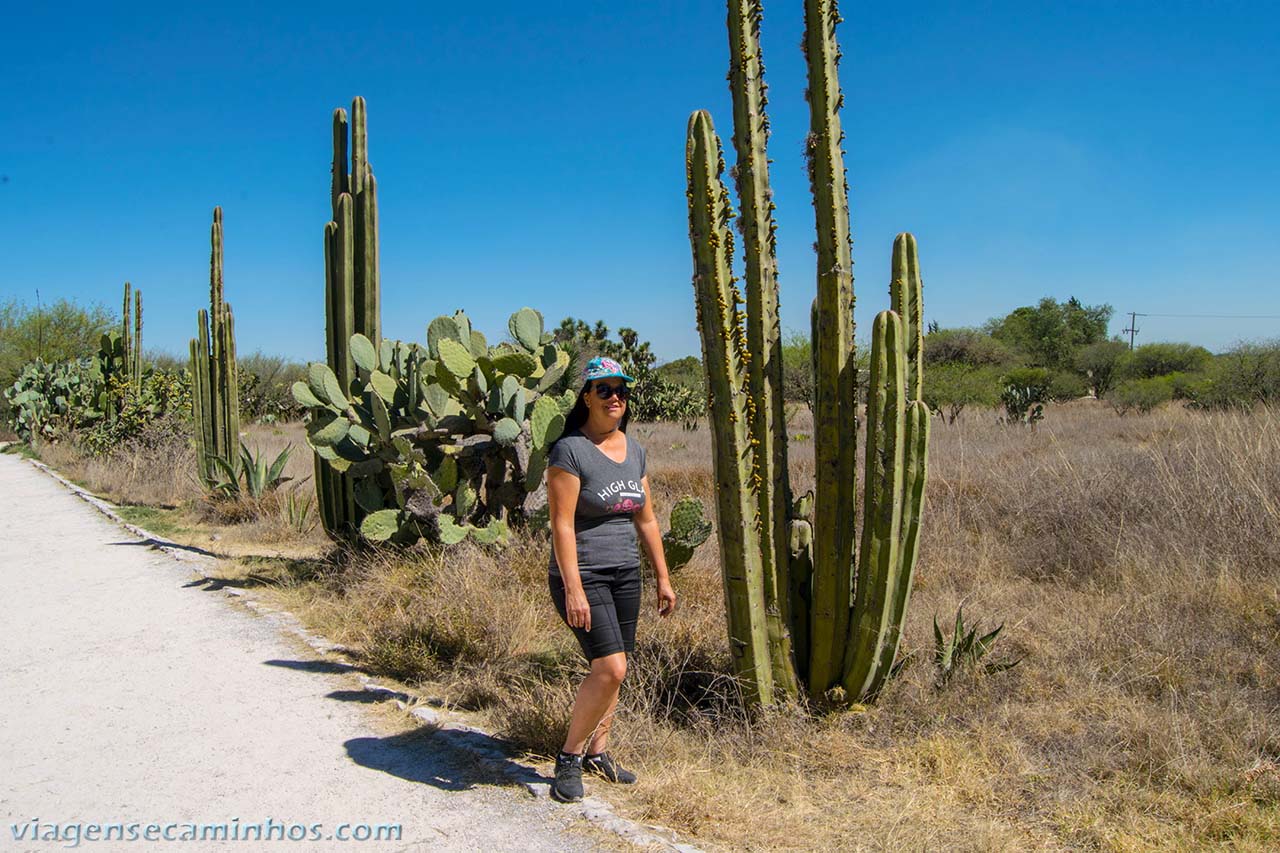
[686,0,930,706]
[316,97,381,541]
[189,207,241,485]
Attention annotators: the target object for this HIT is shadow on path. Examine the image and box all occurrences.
[345,727,550,793]
[108,538,220,558]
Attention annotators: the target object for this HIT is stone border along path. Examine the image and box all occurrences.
[1,452,702,853]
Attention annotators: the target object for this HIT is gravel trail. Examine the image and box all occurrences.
[0,454,610,852]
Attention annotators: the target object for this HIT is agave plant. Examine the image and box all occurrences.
[932,607,1022,688]
[207,442,293,499]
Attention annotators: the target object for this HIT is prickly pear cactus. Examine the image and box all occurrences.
[293,307,575,546]
[662,496,713,572]
[3,359,106,440]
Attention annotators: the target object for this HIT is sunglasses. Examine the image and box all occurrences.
[593,383,631,401]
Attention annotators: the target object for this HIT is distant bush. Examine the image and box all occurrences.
[1047,370,1089,402]
[923,327,1014,367]
[1184,341,1280,410]
[238,352,307,422]
[781,331,814,411]
[653,355,703,391]
[1123,342,1212,379]
[1073,340,1129,398]
[1108,376,1174,416]
[923,364,1002,424]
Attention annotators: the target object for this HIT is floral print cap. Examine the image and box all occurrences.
[583,356,635,383]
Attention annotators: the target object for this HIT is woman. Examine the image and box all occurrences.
[545,356,677,803]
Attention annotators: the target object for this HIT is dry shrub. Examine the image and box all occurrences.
[35,429,199,507]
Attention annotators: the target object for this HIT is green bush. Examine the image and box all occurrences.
[1183,341,1280,410]
[1108,376,1174,416]
[922,364,1002,424]
[238,352,307,423]
[1047,370,1089,402]
[653,355,703,391]
[1123,342,1212,379]
[1073,340,1129,398]
[984,296,1112,370]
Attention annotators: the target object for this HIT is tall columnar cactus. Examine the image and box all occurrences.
[316,96,382,541]
[685,0,931,707]
[189,206,242,486]
[100,281,144,420]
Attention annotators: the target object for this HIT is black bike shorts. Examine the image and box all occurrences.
[548,565,642,661]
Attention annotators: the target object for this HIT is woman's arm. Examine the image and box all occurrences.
[547,465,592,631]
[633,475,676,616]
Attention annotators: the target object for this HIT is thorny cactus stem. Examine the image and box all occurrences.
[685,109,775,707]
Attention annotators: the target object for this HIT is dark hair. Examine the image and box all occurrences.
[551,379,632,449]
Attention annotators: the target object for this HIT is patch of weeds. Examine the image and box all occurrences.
[2,442,39,459]
[115,505,193,540]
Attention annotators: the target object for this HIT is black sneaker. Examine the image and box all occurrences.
[583,751,637,784]
[551,751,584,802]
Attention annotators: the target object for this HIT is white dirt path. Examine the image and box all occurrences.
[0,454,615,852]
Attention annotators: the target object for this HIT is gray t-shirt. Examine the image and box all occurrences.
[546,428,648,575]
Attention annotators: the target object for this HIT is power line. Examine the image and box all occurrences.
[1135,312,1280,320]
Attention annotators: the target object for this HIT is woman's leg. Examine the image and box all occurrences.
[561,652,626,755]
[585,567,640,754]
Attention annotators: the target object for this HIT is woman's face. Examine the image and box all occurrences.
[584,378,629,424]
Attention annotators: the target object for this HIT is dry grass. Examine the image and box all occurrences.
[34,421,329,558]
[33,403,1280,850]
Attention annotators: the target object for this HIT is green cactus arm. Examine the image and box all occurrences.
[210,207,224,313]
[843,310,907,699]
[221,304,241,479]
[330,193,357,393]
[331,108,349,210]
[889,233,924,400]
[351,97,380,346]
[802,0,858,697]
[727,0,798,700]
[121,282,132,375]
[686,109,775,707]
[189,336,209,484]
[133,289,144,392]
[866,398,930,698]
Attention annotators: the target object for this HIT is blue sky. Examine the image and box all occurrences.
[2,0,1277,362]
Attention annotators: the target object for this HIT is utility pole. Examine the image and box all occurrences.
[1122,311,1140,350]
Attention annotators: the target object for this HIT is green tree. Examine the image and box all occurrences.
[654,355,703,391]
[922,364,1002,424]
[986,296,1112,370]
[1073,340,1129,398]
[923,327,1014,367]
[0,298,116,391]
